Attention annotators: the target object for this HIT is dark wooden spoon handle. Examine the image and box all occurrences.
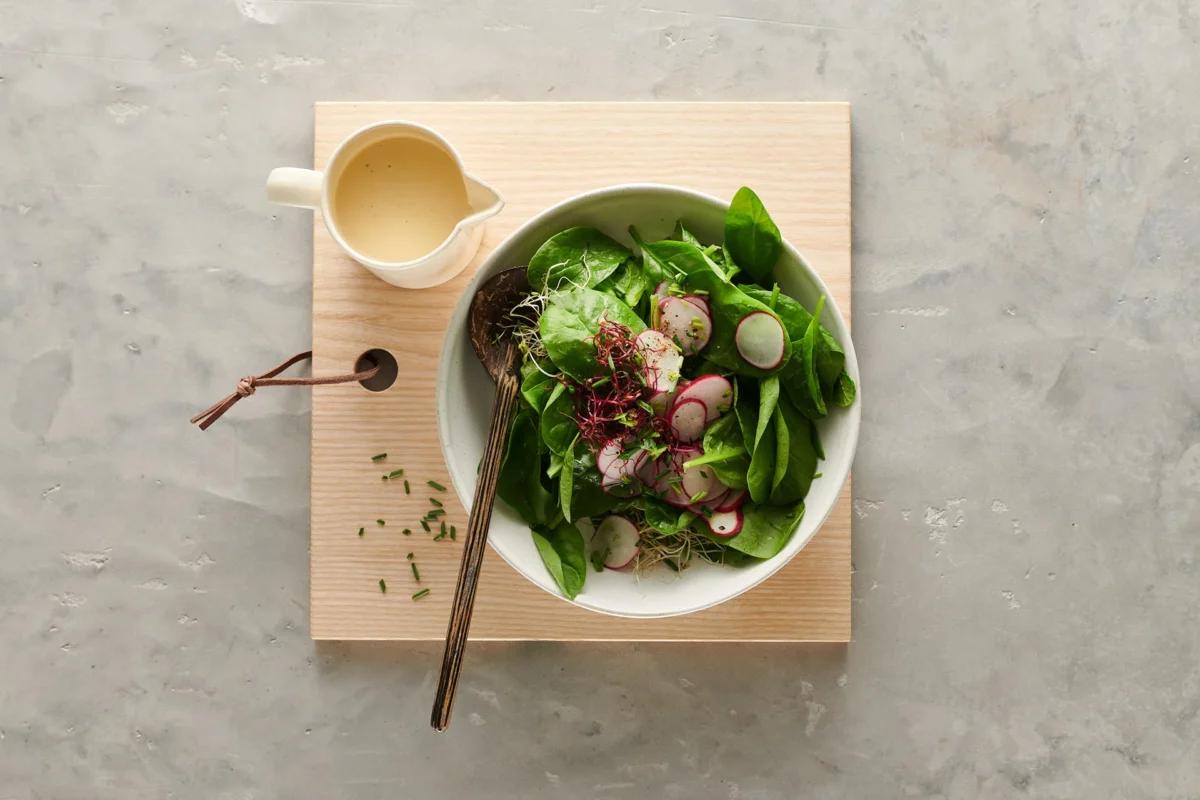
[431,345,520,731]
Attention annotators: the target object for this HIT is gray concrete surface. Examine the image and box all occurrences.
[3,1,1199,797]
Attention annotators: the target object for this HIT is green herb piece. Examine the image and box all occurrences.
[403,480,411,495]
[387,469,404,479]
[411,588,430,601]
[433,531,447,541]
[427,480,446,492]
[429,498,443,508]
[381,474,389,481]
[402,528,412,536]
[450,525,457,541]
[664,558,680,572]
[406,552,414,560]
[440,521,447,538]
[376,519,385,527]
[371,453,387,462]
[378,578,387,594]
[357,527,364,537]
[420,520,431,533]
[410,561,420,582]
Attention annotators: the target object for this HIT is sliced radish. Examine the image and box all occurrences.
[684,295,710,315]
[648,388,677,416]
[669,398,708,443]
[635,329,683,393]
[680,461,721,502]
[658,447,699,507]
[593,515,640,569]
[697,488,730,513]
[706,509,743,538]
[658,296,712,356]
[735,311,787,370]
[715,488,747,512]
[674,374,733,423]
[601,448,645,496]
[596,437,625,475]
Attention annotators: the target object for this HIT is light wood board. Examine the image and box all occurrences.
[311,102,852,641]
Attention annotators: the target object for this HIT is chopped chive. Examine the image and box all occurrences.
[387,468,404,479]
[411,588,430,601]
[450,525,457,541]
[357,527,364,537]
[664,558,680,572]
[429,498,443,508]
[690,491,707,503]
[378,578,387,593]
[440,521,447,537]
[381,474,389,481]
[376,519,385,526]
[426,508,445,519]
[433,532,447,541]
[403,480,411,495]
[426,480,446,491]
[406,552,414,560]
[420,520,431,533]
[402,528,412,536]
[371,453,387,462]
[410,561,420,582]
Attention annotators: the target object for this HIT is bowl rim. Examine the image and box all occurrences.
[436,182,860,618]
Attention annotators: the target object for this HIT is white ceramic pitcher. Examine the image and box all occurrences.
[267,121,503,289]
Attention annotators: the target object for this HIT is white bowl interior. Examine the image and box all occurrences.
[438,185,859,618]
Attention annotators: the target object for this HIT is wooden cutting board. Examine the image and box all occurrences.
[310,102,852,641]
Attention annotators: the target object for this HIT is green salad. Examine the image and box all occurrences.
[497,187,856,599]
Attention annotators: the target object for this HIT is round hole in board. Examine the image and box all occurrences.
[355,349,398,392]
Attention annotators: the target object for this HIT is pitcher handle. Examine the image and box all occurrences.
[267,168,323,209]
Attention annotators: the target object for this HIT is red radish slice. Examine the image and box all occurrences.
[601,448,645,496]
[669,398,708,443]
[706,509,743,538]
[658,447,700,507]
[715,488,746,512]
[596,437,625,475]
[684,295,710,315]
[594,515,640,569]
[635,329,683,393]
[735,311,787,370]
[674,375,733,422]
[658,297,712,356]
[648,388,677,416]
[696,488,730,513]
[680,461,720,502]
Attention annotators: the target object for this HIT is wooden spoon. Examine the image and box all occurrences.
[431,267,531,732]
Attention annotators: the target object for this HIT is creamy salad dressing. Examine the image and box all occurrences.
[331,137,470,263]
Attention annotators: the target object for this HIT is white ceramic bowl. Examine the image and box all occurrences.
[437,184,860,618]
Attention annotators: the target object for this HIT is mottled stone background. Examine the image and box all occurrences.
[2,1,1198,797]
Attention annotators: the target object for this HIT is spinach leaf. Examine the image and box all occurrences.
[768,396,818,505]
[742,285,846,391]
[634,498,697,535]
[498,410,554,526]
[531,521,587,599]
[539,287,646,381]
[771,403,789,494]
[520,362,558,414]
[570,465,619,521]
[643,239,728,283]
[724,186,782,283]
[647,241,792,377]
[721,502,805,559]
[687,413,748,490]
[746,411,776,503]
[558,436,576,522]
[801,296,828,418]
[527,227,630,291]
[673,220,702,247]
[754,375,779,450]
[539,382,577,456]
[604,258,653,309]
[833,372,857,408]
[628,226,678,287]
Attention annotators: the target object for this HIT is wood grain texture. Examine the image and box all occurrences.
[311,102,852,641]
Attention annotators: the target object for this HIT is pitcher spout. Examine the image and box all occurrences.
[462,175,504,224]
